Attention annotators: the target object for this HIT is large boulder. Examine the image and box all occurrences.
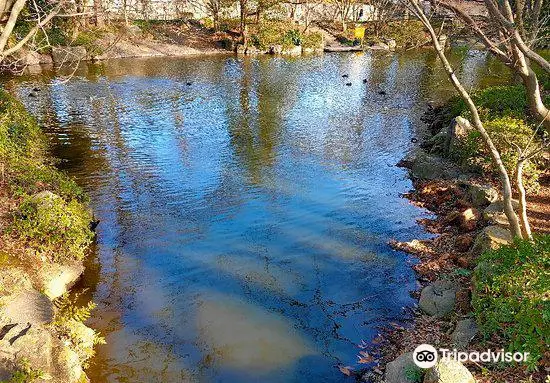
[467,183,499,207]
[419,280,457,318]
[386,352,421,383]
[36,262,84,300]
[451,318,478,349]
[0,290,54,325]
[0,321,54,381]
[483,199,519,227]
[426,117,473,156]
[51,46,87,64]
[424,358,475,383]
[470,225,512,256]
[409,151,460,180]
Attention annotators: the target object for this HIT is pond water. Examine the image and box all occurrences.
[7,49,510,382]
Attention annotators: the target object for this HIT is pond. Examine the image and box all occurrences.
[7,49,510,382]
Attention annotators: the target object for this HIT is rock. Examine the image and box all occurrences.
[371,42,389,50]
[459,208,480,231]
[37,262,84,300]
[15,49,41,66]
[470,225,512,256]
[125,24,141,36]
[483,199,520,227]
[282,45,302,56]
[424,358,475,383]
[451,318,478,349]
[245,45,262,55]
[467,183,499,207]
[386,39,397,50]
[448,117,473,154]
[0,322,54,380]
[51,46,87,64]
[0,267,32,296]
[419,280,456,317]
[269,44,283,55]
[0,290,54,325]
[409,151,460,180]
[236,44,247,55]
[455,234,474,252]
[385,352,420,383]
[302,47,323,54]
[55,346,84,383]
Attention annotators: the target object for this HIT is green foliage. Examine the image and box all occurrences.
[74,29,105,56]
[363,21,427,49]
[0,89,87,200]
[404,366,423,382]
[54,292,96,323]
[250,21,320,50]
[1,359,48,383]
[53,293,106,366]
[0,90,92,264]
[336,35,361,47]
[450,85,528,120]
[250,21,297,49]
[0,91,46,165]
[301,32,323,49]
[472,235,550,371]
[11,192,93,262]
[454,117,543,191]
[282,29,302,47]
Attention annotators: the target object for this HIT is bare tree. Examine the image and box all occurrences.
[0,0,65,62]
[368,0,403,37]
[507,114,549,239]
[332,0,356,31]
[206,0,233,30]
[405,0,524,238]
[428,0,550,130]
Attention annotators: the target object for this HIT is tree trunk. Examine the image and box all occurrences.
[516,160,532,239]
[94,0,104,27]
[409,0,524,239]
[0,0,26,53]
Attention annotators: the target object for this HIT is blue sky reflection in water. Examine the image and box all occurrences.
[13,50,510,382]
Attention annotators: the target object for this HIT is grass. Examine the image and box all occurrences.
[473,235,550,371]
[0,89,92,263]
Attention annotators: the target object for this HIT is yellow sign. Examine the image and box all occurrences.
[354,26,365,39]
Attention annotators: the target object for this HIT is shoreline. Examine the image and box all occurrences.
[363,104,548,383]
[0,90,100,382]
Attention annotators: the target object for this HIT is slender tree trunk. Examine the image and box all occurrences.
[0,0,26,53]
[93,0,104,27]
[409,0,524,238]
[516,160,532,239]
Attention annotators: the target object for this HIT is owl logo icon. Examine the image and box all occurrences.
[413,344,438,368]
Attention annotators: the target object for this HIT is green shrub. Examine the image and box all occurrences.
[301,32,323,49]
[450,85,528,120]
[472,235,550,371]
[454,117,543,191]
[362,21,427,49]
[1,359,47,383]
[282,29,302,47]
[251,21,296,49]
[53,293,106,366]
[74,29,105,56]
[11,192,93,262]
[0,91,46,165]
[0,90,87,201]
